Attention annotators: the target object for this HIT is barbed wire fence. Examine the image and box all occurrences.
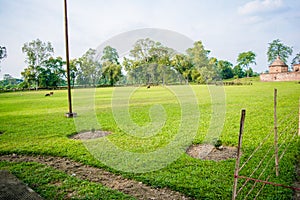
[232,89,300,200]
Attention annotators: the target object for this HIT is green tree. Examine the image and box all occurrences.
[171,54,193,84]
[245,67,254,77]
[69,58,79,88]
[236,51,256,78]
[217,60,234,79]
[100,46,122,86]
[267,39,293,64]
[124,38,175,85]
[101,46,119,64]
[186,41,215,83]
[149,45,175,85]
[233,65,245,78]
[0,74,23,90]
[39,57,65,88]
[129,38,159,84]
[21,39,54,89]
[102,62,122,86]
[291,52,300,65]
[186,41,210,69]
[129,38,156,62]
[76,48,101,86]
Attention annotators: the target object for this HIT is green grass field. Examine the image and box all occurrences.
[0,81,299,199]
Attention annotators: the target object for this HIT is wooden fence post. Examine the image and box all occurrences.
[232,109,246,200]
[298,98,300,136]
[274,89,279,176]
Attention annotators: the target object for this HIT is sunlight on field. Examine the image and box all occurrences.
[0,81,299,199]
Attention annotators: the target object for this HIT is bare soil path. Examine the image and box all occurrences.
[0,154,189,200]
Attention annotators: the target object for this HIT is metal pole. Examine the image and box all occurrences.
[64,0,76,118]
[232,109,246,200]
[274,89,279,176]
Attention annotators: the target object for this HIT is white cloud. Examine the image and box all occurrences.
[238,0,285,15]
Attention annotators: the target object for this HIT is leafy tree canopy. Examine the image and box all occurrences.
[21,39,54,89]
[237,51,256,77]
[217,60,234,79]
[100,46,122,86]
[101,46,119,64]
[76,48,101,86]
[267,39,293,64]
[186,41,210,68]
[124,38,177,85]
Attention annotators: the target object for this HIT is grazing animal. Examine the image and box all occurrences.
[45,93,50,96]
[147,84,151,89]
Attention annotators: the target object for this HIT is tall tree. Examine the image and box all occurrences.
[171,54,193,84]
[123,38,155,84]
[149,45,175,85]
[124,38,175,85]
[233,65,245,78]
[236,51,256,78]
[291,52,300,65]
[39,57,65,88]
[267,39,293,64]
[100,46,122,86]
[76,48,101,86]
[101,46,119,64]
[129,38,156,62]
[69,58,79,88]
[186,41,215,83]
[21,39,54,89]
[102,62,122,86]
[186,41,210,69]
[217,60,234,79]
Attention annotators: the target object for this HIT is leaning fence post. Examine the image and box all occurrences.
[274,89,279,176]
[232,109,246,200]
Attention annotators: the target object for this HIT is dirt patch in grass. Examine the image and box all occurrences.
[0,154,189,200]
[187,144,238,161]
[69,130,111,140]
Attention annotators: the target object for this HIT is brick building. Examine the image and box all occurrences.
[260,56,300,81]
[268,56,288,73]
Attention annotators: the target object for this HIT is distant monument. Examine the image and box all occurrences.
[260,56,300,81]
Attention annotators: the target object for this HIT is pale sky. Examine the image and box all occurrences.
[0,0,299,79]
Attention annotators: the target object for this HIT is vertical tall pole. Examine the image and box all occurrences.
[64,0,75,118]
[232,109,246,200]
[274,89,279,176]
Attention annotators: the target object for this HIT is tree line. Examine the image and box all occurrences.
[19,38,257,89]
[1,38,299,90]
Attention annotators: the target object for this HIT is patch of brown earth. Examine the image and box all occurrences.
[69,130,111,140]
[0,154,189,200]
[187,144,238,161]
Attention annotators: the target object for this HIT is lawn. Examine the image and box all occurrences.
[0,81,299,199]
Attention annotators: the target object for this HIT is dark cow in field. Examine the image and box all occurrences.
[45,92,54,96]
